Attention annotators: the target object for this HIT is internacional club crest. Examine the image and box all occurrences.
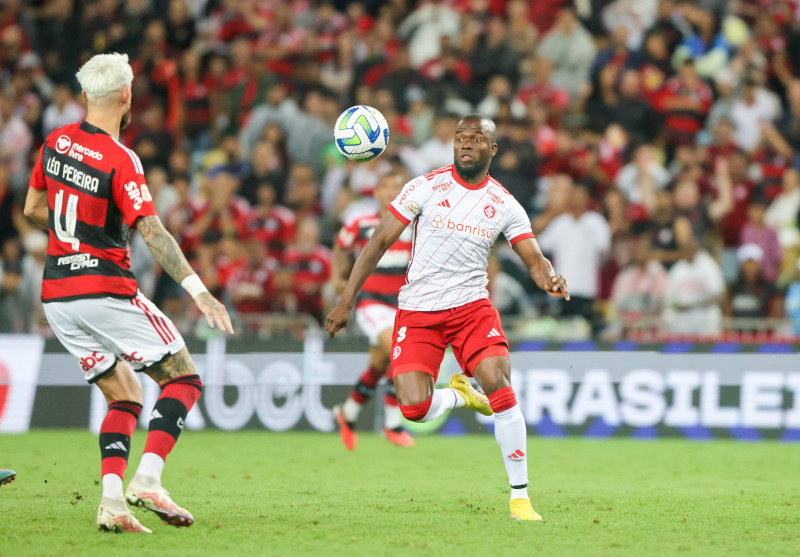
[484,205,495,218]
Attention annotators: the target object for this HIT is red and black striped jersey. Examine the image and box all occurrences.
[336,211,412,308]
[30,121,158,302]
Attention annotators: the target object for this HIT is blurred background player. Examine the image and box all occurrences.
[0,469,15,486]
[331,172,414,449]
[23,53,233,533]
[327,114,569,521]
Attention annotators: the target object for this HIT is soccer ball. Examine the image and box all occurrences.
[333,105,390,162]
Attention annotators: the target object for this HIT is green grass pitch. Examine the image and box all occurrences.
[1,428,799,556]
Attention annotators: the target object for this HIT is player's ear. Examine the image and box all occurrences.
[490,143,498,157]
[120,85,132,106]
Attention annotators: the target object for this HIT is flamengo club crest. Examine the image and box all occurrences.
[484,205,495,218]
[55,135,72,154]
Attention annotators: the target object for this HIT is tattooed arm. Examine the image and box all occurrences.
[137,215,234,334]
[137,215,195,283]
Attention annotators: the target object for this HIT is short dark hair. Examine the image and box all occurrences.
[457,113,498,144]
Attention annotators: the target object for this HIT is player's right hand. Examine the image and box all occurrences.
[326,302,350,338]
[195,292,235,334]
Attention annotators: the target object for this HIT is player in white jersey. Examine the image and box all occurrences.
[327,114,569,521]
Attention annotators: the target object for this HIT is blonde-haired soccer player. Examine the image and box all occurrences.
[25,53,234,532]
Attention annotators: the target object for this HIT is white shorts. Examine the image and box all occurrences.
[354,303,397,346]
[44,290,185,383]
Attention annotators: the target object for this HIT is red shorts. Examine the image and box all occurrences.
[390,298,509,380]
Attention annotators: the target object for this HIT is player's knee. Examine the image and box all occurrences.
[399,396,432,422]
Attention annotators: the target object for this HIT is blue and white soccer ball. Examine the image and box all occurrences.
[333,105,390,162]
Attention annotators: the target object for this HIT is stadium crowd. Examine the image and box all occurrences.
[3,0,800,341]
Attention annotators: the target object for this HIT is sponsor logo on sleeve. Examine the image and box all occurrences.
[405,200,421,215]
[124,181,146,210]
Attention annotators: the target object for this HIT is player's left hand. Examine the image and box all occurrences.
[544,274,570,300]
[326,302,351,338]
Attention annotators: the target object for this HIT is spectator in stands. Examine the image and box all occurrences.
[784,258,800,334]
[240,140,288,206]
[724,243,782,322]
[658,59,713,161]
[0,166,19,246]
[41,83,84,137]
[132,103,174,171]
[240,181,296,261]
[286,162,324,221]
[740,193,782,283]
[193,168,250,243]
[398,0,460,69]
[730,73,781,152]
[648,189,681,270]
[705,69,738,134]
[765,169,800,279]
[20,229,47,333]
[0,88,32,191]
[0,256,31,333]
[615,144,671,208]
[779,78,800,152]
[602,0,659,51]
[537,180,611,336]
[662,217,725,335]
[537,7,597,100]
[282,218,332,324]
[410,112,458,176]
[607,232,667,338]
[226,236,276,317]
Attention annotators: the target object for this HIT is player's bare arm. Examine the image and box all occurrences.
[23,187,49,229]
[137,214,234,334]
[326,212,407,337]
[512,237,570,300]
[331,243,353,296]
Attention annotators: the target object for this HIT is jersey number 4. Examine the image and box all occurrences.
[54,189,80,251]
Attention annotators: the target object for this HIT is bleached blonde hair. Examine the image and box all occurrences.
[75,53,133,102]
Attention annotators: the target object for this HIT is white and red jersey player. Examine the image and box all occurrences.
[388,165,533,313]
[327,115,569,521]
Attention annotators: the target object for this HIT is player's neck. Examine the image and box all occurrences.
[84,112,121,140]
[454,167,488,186]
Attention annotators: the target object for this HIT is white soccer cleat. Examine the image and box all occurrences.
[126,475,194,527]
[96,497,152,533]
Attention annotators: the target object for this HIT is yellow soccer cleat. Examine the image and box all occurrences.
[510,498,543,521]
[448,373,493,416]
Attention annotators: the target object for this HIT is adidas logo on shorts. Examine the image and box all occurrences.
[487,328,500,338]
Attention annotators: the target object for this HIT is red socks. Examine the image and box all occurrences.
[488,386,517,413]
[143,374,202,460]
[99,400,142,478]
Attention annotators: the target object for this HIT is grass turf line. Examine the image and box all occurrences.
[1,430,799,556]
